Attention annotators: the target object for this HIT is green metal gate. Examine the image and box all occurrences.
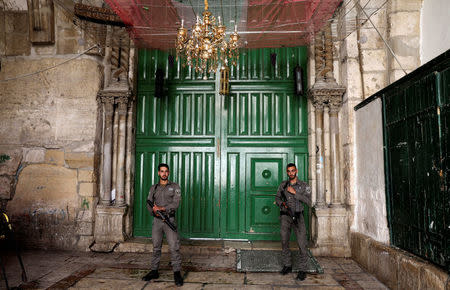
[382,50,449,270]
[134,47,308,240]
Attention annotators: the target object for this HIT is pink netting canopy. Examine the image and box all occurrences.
[105,0,342,49]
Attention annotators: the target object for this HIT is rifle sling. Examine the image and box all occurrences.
[151,183,175,218]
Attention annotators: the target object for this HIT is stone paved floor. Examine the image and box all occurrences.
[1,250,389,289]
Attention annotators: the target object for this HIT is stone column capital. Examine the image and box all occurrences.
[98,90,132,99]
[309,83,346,113]
[328,93,344,113]
[98,95,115,105]
[312,99,326,111]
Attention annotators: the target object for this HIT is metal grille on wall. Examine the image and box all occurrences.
[382,50,449,271]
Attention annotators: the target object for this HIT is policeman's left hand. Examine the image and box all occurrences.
[153,205,166,215]
[287,186,296,195]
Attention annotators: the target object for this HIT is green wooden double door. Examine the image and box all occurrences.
[134,47,309,240]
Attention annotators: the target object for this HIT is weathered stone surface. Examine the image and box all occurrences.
[0,58,101,147]
[23,147,46,163]
[389,0,422,12]
[419,263,449,290]
[202,284,263,290]
[56,37,81,55]
[363,72,386,97]
[390,69,410,84]
[350,232,370,270]
[398,254,422,290]
[65,152,95,169]
[367,240,399,290]
[76,235,94,250]
[389,11,420,37]
[77,208,93,222]
[78,169,94,182]
[345,32,359,59]
[362,7,387,29]
[360,29,385,50]
[0,11,5,56]
[94,205,128,243]
[76,221,94,236]
[80,195,96,211]
[90,242,118,252]
[5,11,30,56]
[0,147,22,175]
[313,207,351,257]
[45,149,65,166]
[79,182,95,197]
[114,239,155,253]
[0,176,13,199]
[8,164,78,218]
[73,277,147,289]
[34,44,57,55]
[362,49,387,72]
[344,58,364,99]
[185,272,244,284]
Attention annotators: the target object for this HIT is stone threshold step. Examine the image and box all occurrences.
[113,237,310,253]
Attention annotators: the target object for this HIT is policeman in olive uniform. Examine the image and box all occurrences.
[142,163,183,286]
[275,163,312,281]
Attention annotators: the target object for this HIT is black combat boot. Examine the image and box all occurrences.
[296,271,307,281]
[174,271,183,286]
[280,266,292,275]
[142,270,159,281]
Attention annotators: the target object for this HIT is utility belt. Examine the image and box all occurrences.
[280,211,301,217]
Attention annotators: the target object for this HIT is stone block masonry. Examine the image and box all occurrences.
[351,232,450,290]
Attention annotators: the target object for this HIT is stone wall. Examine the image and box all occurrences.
[0,1,103,249]
[351,232,450,290]
[331,0,421,232]
[353,98,389,243]
[420,0,450,64]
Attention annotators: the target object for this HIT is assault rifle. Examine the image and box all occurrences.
[146,199,177,232]
[280,181,299,226]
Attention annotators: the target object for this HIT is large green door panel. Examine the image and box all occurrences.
[135,85,221,238]
[135,47,309,240]
[246,154,286,234]
[137,90,217,137]
[220,87,309,239]
[225,91,307,137]
[230,47,306,81]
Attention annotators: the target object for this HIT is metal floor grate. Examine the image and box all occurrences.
[236,249,323,273]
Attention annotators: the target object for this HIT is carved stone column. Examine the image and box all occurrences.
[115,98,128,206]
[329,97,343,206]
[309,23,349,256]
[313,98,326,207]
[72,4,136,252]
[91,23,135,252]
[100,95,114,205]
[93,91,132,251]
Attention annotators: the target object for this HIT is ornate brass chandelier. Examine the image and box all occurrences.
[176,0,240,75]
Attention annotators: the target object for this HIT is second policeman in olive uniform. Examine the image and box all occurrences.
[275,163,312,281]
[142,163,183,286]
